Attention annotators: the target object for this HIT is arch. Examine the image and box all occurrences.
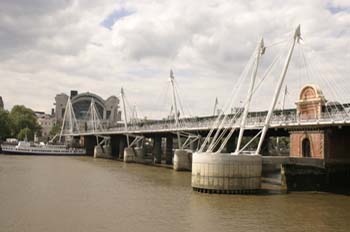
[302,138,311,158]
[71,93,106,120]
[299,84,325,101]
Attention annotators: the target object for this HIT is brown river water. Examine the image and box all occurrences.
[0,155,349,232]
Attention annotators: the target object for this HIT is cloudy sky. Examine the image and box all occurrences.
[0,0,349,119]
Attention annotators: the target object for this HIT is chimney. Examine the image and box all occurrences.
[70,90,78,99]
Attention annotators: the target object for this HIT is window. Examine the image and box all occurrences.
[302,138,311,158]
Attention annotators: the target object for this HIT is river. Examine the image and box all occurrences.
[0,155,349,232]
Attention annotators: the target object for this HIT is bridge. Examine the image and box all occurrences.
[57,25,350,176]
[72,110,350,136]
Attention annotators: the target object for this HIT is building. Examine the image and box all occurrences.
[290,84,350,161]
[54,90,121,125]
[0,96,3,109]
[35,111,56,141]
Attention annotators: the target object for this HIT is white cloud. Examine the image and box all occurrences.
[0,0,349,119]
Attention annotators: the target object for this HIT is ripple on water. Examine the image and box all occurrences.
[0,155,349,232]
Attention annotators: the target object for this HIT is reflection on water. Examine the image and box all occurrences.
[0,155,349,232]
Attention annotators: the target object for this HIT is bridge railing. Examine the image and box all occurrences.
[66,111,350,135]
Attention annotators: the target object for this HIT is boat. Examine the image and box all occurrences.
[0,141,86,156]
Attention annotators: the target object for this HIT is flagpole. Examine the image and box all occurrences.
[282,85,287,115]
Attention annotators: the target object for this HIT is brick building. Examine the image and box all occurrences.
[290,84,350,161]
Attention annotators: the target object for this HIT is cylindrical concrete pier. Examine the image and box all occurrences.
[191,152,262,194]
[173,149,192,171]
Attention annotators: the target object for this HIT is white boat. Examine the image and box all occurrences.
[1,141,86,156]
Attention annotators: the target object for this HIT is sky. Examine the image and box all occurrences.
[0,0,349,119]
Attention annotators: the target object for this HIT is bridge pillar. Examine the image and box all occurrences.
[119,136,127,160]
[83,136,97,156]
[110,135,119,158]
[260,137,270,156]
[152,136,162,164]
[226,136,236,153]
[189,141,196,151]
[165,135,173,165]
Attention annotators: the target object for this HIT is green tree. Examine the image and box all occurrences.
[50,122,61,137]
[9,105,41,140]
[17,128,34,141]
[0,109,11,140]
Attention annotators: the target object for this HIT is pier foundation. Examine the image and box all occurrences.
[94,144,112,159]
[124,147,136,163]
[119,136,127,160]
[165,136,173,165]
[192,153,262,194]
[152,136,162,164]
[173,149,192,171]
[82,136,97,156]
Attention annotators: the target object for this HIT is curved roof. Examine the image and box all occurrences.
[71,92,105,107]
[299,84,325,100]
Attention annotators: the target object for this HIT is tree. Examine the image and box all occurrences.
[0,109,11,141]
[9,105,41,140]
[50,122,62,137]
[17,128,34,141]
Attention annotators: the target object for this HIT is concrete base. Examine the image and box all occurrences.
[124,147,136,163]
[124,147,146,163]
[134,147,145,162]
[173,149,192,171]
[94,145,112,159]
[192,152,262,194]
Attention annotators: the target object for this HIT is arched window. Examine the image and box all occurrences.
[302,138,311,158]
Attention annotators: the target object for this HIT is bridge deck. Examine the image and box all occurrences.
[67,112,350,136]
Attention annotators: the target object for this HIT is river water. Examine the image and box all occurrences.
[0,155,349,232]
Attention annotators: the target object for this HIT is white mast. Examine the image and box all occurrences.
[59,101,68,143]
[281,85,288,113]
[235,38,265,153]
[59,98,79,143]
[170,70,181,148]
[256,25,301,154]
[88,98,103,133]
[120,87,130,146]
[213,97,218,116]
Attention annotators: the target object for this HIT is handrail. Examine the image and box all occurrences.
[63,110,350,135]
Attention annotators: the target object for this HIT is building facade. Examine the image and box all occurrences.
[54,90,121,125]
[0,96,3,109]
[35,111,56,142]
[290,84,350,161]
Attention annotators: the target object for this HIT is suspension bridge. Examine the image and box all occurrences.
[58,25,350,193]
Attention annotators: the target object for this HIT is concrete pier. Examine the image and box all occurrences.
[134,147,145,162]
[225,136,236,153]
[152,136,162,164]
[165,136,173,164]
[82,136,97,156]
[124,147,136,163]
[119,136,127,160]
[94,145,112,159]
[192,152,262,194]
[173,149,192,171]
[110,136,120,158]
[123,146,146,163]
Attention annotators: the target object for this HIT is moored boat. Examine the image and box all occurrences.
[1,141,86,156]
